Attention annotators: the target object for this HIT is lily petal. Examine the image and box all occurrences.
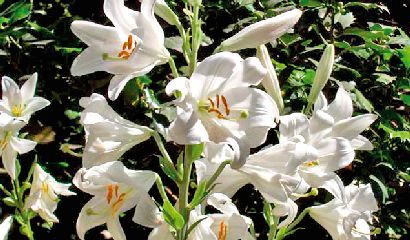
[76,197,108,240]
[21,73,37,103]
[9,136,36,154]
[104,0,139,36]
[331,114,377,140]
[168,107,209,145]
[133,194,163,228]
[2,145,17,179]
[325,87,353,121]
[107,217,127,240]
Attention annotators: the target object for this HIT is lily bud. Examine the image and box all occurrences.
[256,44,284,112]
[307,44,335,111]
[216,9,302,52]
[154,0,182,27]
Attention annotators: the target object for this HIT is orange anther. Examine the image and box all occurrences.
[216,95,220,108]
[208,97,215,109]
[106,184,114,204]
[114,185,119,197]
[111,193,126,216]
[221,95,230,116]
[127,35,133,50]
[218,221,227,240]
[122,42,127,50]
[118,51,131,59]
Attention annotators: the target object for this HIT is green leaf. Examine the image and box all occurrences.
[9,3,31,23]
[344,2,378,10]
[163,200,185,230]
[398,171,410,182]
[15,158,21,179]
[189,180,207,209]
[189,143,204,161]
[343,28,385,41]
[54,46,82,55]
[159,156,179,182]
[400,94,410,106]
[334,41,351,49]
[369,174,389,203]
[374,73,396,85]
[300,0,323,7]
[398,46,410,69]
[64,110,81,120]
[352,88,374,112]
[379,123,410,142]
[2,197,16,207]
[0,0,4,6]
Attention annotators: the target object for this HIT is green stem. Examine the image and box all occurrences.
[153,132,177,174]
[205,160,231,190]
[268,216,279,240]
[176,145,195,240]
[12,178,34,240]
[286,207,310,232]
[168,57,179,78]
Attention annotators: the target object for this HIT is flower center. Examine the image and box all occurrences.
[11,104,23,117]
[105,184,129,216]
[41,182,49,193]
[207,95,230,119]
[303,160,320,167]
[218,220,228,240]
[102,34,137,61]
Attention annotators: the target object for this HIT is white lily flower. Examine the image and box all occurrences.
[166,52,278,168]
[0,114,36,179]
[79,93,153,168]
[71,0,170,100]
[309,183,378,240]
[279,86,377,201]
[195,142,306,227]
[0,216,13,240]
[25,164,76,223]
[73,161,156,240]
[0,73,50,122]
[216,9,302,52]
[133,193,254,240]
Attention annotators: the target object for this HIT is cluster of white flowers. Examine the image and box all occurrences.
[0,73,75,238]
[68,1,379,240]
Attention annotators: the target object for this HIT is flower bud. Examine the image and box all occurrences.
[216,9,302,52]
[307,44,335,111]
[155,0,182,27]
[256,44,284,112]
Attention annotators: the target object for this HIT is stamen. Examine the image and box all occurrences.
[208,97,215,109]
[41,182,49,193]
[114,185,119,198]
[208,109,225,119]
[11,104,23,117]
[118,50,131,59]
[111,193,126,216]
[221,95,230,115]
[216,95,220,108]
[106,184,114,204]
[103,34,136,61]
[127,35,133,50]
[304,160,319,167]
[218,221,227,240]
